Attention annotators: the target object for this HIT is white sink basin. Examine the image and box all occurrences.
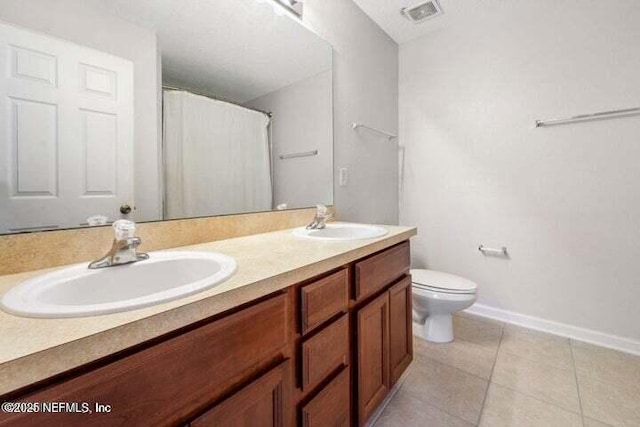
[292,223,388,241]
[1,251,237,318]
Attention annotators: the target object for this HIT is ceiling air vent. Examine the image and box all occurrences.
[401,0,443,23]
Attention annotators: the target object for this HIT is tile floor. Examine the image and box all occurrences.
[374,313,640,427]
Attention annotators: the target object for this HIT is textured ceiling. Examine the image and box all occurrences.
[99,0,331,103]
[353,0,458,44]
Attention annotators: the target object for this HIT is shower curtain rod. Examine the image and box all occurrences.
[162,85,272,118]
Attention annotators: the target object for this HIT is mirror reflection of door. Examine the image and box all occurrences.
[0,22,134,233]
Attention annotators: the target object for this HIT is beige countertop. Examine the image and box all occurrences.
[0,223,416,395]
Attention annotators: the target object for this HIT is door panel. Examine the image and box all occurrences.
[356,292,390,426]
[389,276,413,385]
[190,360,290,427]
[0,22,134,233]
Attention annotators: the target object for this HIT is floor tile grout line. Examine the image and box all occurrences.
[412,331,500,426]
[414,323,503,382]
[489,329,583,418]
[486,381,584,416]
[376,334,490,427]
[377,361,479,427]
[490,318,585,413]
[476,324,505,426]
[419,316,631,424]
[496,345,576,373]
[569,338,587,426]
[385,385,478,427]
[570,344,640,393]
[414,346,493,383]
[417,316,636,426]
[569,342,622,427]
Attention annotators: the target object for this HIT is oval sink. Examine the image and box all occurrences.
[1,251,237,318]
[292,223,388,241]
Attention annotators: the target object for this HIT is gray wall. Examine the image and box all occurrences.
[246,71,333,210]
[304,0,399,224]
[400,0,640,343]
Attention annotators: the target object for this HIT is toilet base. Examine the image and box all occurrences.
[413,314,453,343]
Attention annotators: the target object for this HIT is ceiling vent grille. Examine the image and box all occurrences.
[401,0,443,23]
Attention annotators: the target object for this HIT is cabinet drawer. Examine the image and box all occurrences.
[301,314,349,392]
[300,269,348,335]
[1,294,289,427]
[301,367,350,427]
[355,242,410,301]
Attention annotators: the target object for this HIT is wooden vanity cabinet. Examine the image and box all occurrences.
[0,293,292,427]
[0,240,413,427]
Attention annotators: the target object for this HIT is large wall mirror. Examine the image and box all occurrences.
[0,0,332,234]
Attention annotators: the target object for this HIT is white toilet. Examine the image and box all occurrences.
[411,269,478,343]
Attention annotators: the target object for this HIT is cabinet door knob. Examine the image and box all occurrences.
[120,204,132,215]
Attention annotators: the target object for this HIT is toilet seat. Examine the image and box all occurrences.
[410,269,477,295]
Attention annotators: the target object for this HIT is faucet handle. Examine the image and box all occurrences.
[316,204,329,216]
[113,219,136,240]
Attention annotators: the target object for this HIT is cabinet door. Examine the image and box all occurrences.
[356,292,390,426]
[388,276,413,385]
[191,360,290,427]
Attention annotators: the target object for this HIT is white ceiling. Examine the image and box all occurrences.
[98,0,331,103]
[352,0,459,44]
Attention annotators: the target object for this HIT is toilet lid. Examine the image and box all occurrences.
[410,269,478,293]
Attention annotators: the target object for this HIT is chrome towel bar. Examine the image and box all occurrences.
[535,107,640,127]
[478,245,508,257]
[352,122,397,140]
[279,150,318,160]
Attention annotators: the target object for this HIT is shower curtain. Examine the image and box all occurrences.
[163,90,273,219]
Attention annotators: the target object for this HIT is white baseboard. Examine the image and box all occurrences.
[465,303,640,357]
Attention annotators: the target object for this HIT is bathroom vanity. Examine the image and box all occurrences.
[0,226,415,426]
[0,0,411,424]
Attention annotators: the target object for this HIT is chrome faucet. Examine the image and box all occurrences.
[88,220,149,269]
[306,205,332,230]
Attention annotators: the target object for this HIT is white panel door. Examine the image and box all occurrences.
[0,22,134,233]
